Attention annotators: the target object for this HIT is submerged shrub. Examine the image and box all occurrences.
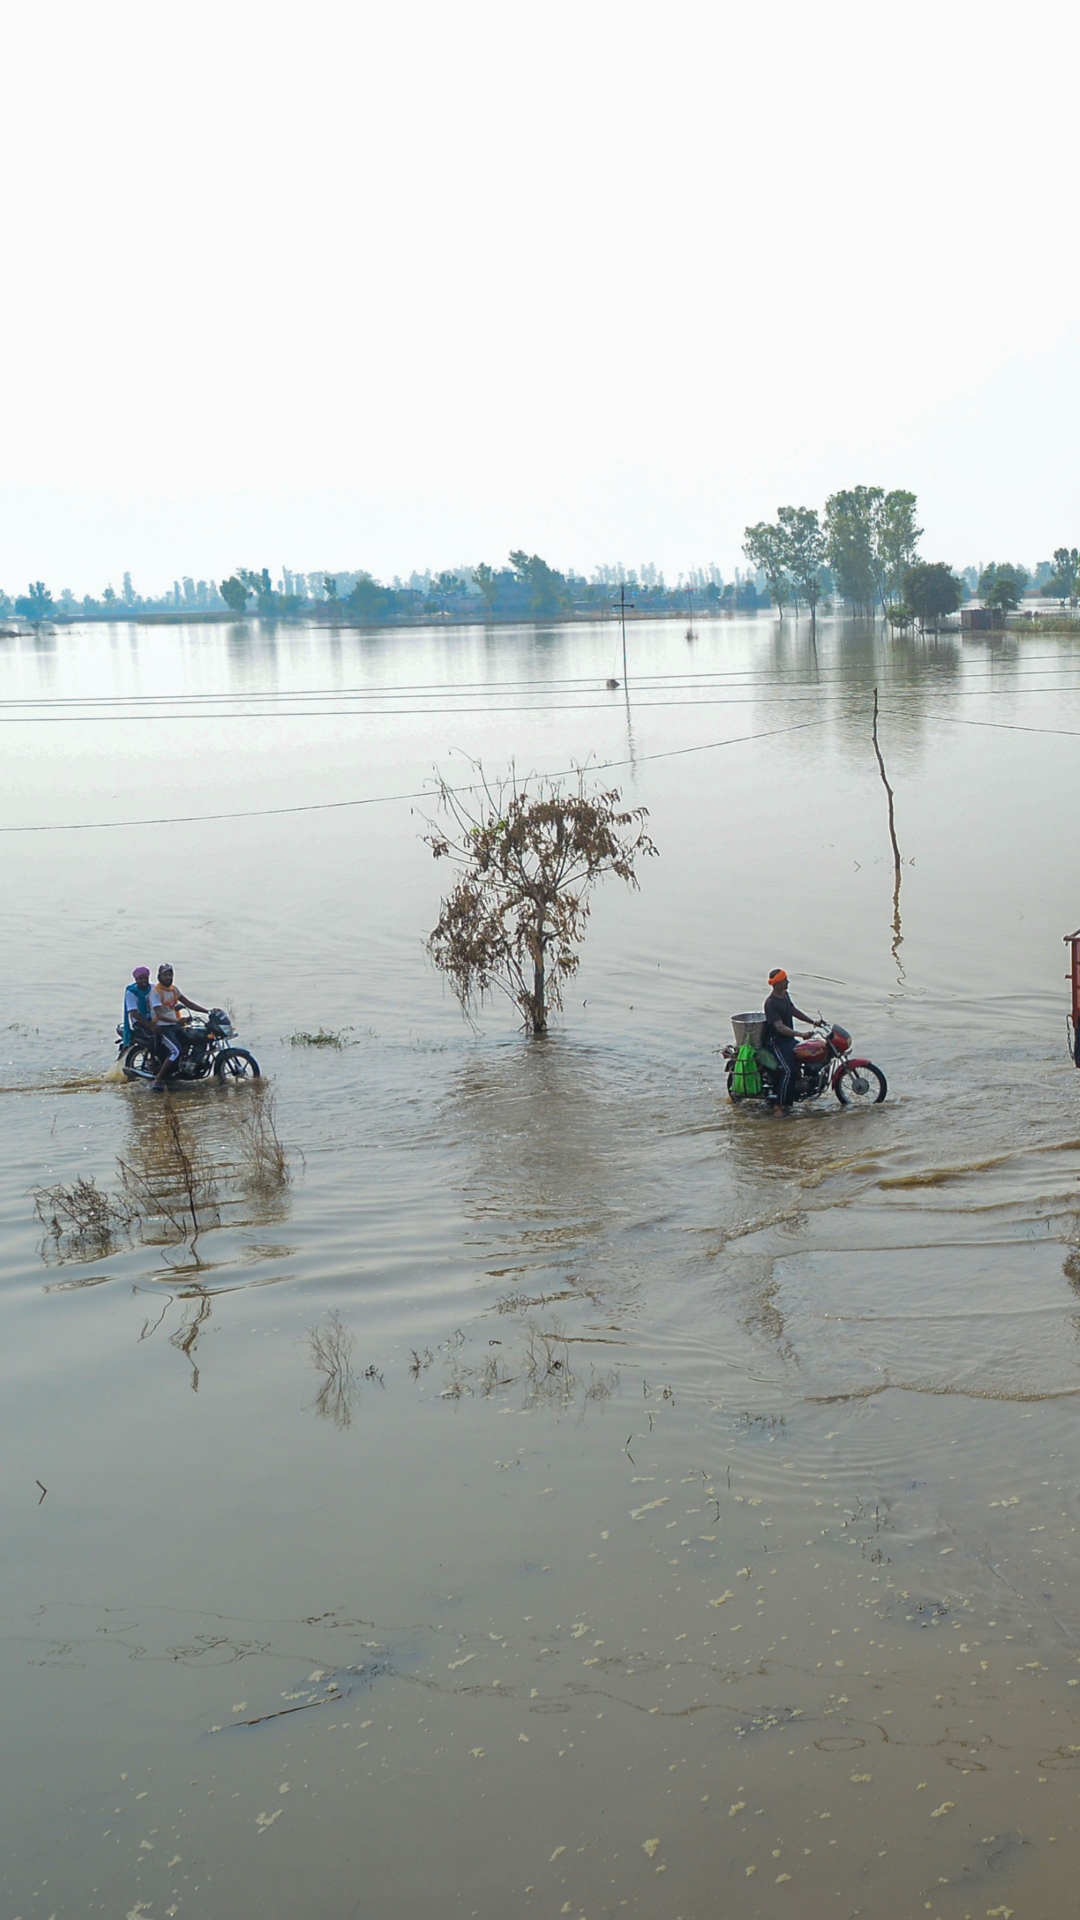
[33,1176,135,1261]
[289,1027,351,1049]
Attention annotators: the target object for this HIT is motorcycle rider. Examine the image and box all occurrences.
[763,967,814,1112]
[149,963,209,1092]
[122,966,154,1047]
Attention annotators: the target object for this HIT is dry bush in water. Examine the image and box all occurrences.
[33,1177,135,1261]
[118,1102,220,1243]
[231,1085,290,1191]
[425,767,656,1034]
[308,1310,358,1427]
[116,1088,288,1242]
[35,1086,291,1270]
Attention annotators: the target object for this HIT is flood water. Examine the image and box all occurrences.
[3,611,1080,1919]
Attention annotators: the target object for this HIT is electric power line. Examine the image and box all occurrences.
[0,717,830,833]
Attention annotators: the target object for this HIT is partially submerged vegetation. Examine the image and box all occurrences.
[289,1027,353,1050]
[118,1101,221,1243]
[233,1086,290,1189]
[33,1176,135,1260]
[35,1084,290,1262]
[1012,614,1080,634]
[426,769,657,1034]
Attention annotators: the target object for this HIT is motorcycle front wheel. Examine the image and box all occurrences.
[834,1062,887,1106]
[213,1048,261,1082]
[122,1043,158,1082]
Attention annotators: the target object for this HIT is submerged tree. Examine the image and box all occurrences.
[1046,546,1079,607]
[902,561,962,633]
[425,771,657,1034]
[742,521,788,616]
[777,505,827,634]
[978,562,1028,613]
[876,490,922,604]
[824,487,883,615]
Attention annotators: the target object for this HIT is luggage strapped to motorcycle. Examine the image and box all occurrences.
[731,1041,762,1097]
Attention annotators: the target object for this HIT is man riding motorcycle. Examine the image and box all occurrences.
[149,963,209,1092]
[762,967,814,1112]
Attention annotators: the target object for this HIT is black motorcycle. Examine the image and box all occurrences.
[723,1016,887,1108]
[117,1009,260,1084]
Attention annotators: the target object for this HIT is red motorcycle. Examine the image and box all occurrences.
[724,1017,887,1108]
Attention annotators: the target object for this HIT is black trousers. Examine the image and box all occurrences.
[770,1033,797,1106]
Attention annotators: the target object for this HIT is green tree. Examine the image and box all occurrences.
[220,575,250,613]
[742,521,788,616]
[876,490,922,603]
[102,584,117,606]
[323,575,338,601]
[237,567,284,616]
[824,486,883,615]
[903,562,962,633]
[1046,546,1079,606]
[15,582,55,620]
[426,773,657,1036]
[777,506,826,634]
[472,562,498,612]
[344,571,391,623]
[508,551,570,618]
[432,569,462,614]
[978,562,1028,613]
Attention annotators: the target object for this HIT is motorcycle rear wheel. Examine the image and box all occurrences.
[122,1043,158,1082]
[213,1048,261,1082]
[834,1063,887,1106]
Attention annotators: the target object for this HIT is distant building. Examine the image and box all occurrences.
[961,606,1003,632]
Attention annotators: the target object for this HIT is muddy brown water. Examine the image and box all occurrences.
[3,613,1080,1918]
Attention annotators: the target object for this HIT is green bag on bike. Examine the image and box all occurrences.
[731,1040,762,1097]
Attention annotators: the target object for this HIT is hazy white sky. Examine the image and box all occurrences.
[3,0,1078,592]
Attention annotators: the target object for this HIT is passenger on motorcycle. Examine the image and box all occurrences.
[149,963,209,1092]
[123,966,153,1047]
[763,967,814,1112]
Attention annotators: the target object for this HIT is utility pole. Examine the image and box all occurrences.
[618,583,635,684]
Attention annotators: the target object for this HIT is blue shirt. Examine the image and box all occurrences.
[123,982,151,1045]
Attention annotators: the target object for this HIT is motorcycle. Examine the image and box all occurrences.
[116,1009,260,1085]
[723,1016,887,1108]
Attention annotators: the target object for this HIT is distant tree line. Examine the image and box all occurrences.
[0,554,770,627]
[4,527,1079,632]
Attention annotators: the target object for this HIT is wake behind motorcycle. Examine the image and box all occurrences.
[723,1013,887,1108]
[116,1009,260,1085]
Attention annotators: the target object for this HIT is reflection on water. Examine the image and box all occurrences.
[6,612,1080,1917]
[308,1308,360,1426]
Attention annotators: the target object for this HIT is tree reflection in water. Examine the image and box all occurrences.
[307,1310,359,1428]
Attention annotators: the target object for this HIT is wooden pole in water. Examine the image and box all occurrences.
[872,687,904,976]
[871,687,902,883]
[620,583,628,685]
